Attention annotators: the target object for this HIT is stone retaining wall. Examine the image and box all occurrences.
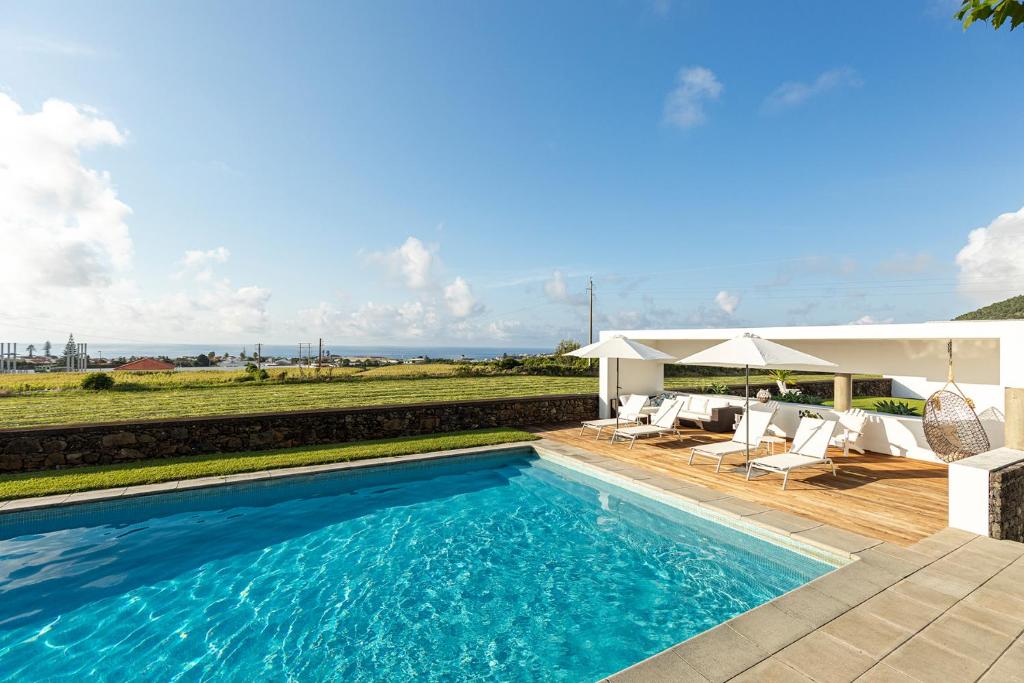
[0,394,598,473]
[990,459,1024,542]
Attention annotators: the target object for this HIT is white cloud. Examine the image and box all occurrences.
[849,315,894,325]
[663,66,723,129]
[543,270,587,305]
[443,276,482,318]
[763,67,862,113]
[0,93,131,289]
[0,93,275,342]
[367,236,438,289]
[714,290,740,315]
[956,206,1024,302]
[179,246,230,281]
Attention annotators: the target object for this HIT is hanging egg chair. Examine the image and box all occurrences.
[922,341,990,463]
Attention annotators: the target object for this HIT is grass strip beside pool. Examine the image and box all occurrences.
[0,428,539,501]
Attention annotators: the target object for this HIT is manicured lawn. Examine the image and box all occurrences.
[0,428,538,501]
[823,396,925,415]
[0,369,860,428]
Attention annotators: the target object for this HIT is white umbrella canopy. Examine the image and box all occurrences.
[567,336,675,419]
[567,336,676,362]
[676,333,837,371]
[676,333,836,468]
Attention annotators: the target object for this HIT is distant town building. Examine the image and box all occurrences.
[115,358,176,372]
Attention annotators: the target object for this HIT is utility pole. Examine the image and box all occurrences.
[586,277,594,345]
[317,338,323,376]
[255,343,262,370]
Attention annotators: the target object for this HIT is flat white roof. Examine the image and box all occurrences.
[602,320,1024,342]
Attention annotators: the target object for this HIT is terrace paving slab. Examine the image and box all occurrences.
[730,658,814,682]
[672,625,768,683]
[1,494,71,511]
[792,525,882,554]
[882,633,991,683]
[745,510,821,534]
[670,485,731,504]
[855,663,917,682]
[604,650,707,683]
[980,638,1024,682]
[820,607,914,660]
[122,481,180,497]
[64,488,129,504]
[855,546,930,577]
[700,496,771,518]
[771,586,852,627]
[856,589,945,633]
[723,603,815,653]
[921,614,1016,663]
[775,631,876,683]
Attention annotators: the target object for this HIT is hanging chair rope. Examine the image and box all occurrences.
[922,339,990,463]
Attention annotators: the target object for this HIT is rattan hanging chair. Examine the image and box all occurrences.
[922,341,990,463]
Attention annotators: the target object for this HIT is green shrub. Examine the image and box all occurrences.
[775,391,826,405]
[874,399,919,416]
[702,381,729,394]
[81,373,115,391]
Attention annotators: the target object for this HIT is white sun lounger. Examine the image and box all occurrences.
[579,394,650,439]
[746,417,838,490]
[687,405,776,472]
[610,398,684,449]
[830,408,867,456]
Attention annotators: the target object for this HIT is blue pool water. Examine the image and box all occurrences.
[0,450,834,681]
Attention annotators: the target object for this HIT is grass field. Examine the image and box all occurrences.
[0,428,538,500]
[0,366,872,428]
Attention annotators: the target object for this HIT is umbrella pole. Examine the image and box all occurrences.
[615,357,621,428]
[744,364,750,466]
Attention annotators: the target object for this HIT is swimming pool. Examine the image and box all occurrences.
[0,448,836,681]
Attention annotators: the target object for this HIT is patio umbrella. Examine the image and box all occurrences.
[567,336,675,421]
[675,333,836,466]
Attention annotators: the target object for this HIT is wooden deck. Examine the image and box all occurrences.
[531,423,949,546]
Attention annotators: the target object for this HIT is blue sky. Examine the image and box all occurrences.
[1,1,1023,348]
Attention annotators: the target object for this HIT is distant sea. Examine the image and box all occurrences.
[33,343,550,361]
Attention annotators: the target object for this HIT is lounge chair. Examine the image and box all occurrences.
[746,417,838,490]
[687,404,777,472]
[611,398,684,449]
[830,408,867,456]
[579,394,650,439]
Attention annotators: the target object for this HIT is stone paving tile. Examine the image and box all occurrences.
[806,565,888,610]
[772,586,852,627]
[2,494,71,511]
[854,663,917,682]
[699,496,771,518]
[979,637,1024,683]
[883,634,990,682]
[945,601,1024,637]
[920,614,1015,665]
[794,525,882,554]
[962,585,1024,624]
[671,485,731,504]
[856,589,944,633]
[724,603,815,654]
[887,578,960,612]
[821,608,914,660]
[641,473,697,492]
[64,488,129,503]
[223,471,272,483]
[775,631,876,683]
[605,650,707,682]
[672,625,768,683]
[745,510,822,534]
[964,535,1024,562]
[854,547,929,578]
[174,476,229,490]
[122,481,180,497]
[901,564,984,601]
[730,657,815,682]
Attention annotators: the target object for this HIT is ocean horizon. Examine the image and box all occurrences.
[12,343,551,361]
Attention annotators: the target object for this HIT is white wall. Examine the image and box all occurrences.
[599,358,665,418]
[890,375,1004,415]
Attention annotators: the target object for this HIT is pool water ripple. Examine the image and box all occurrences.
[0,451,833,681]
